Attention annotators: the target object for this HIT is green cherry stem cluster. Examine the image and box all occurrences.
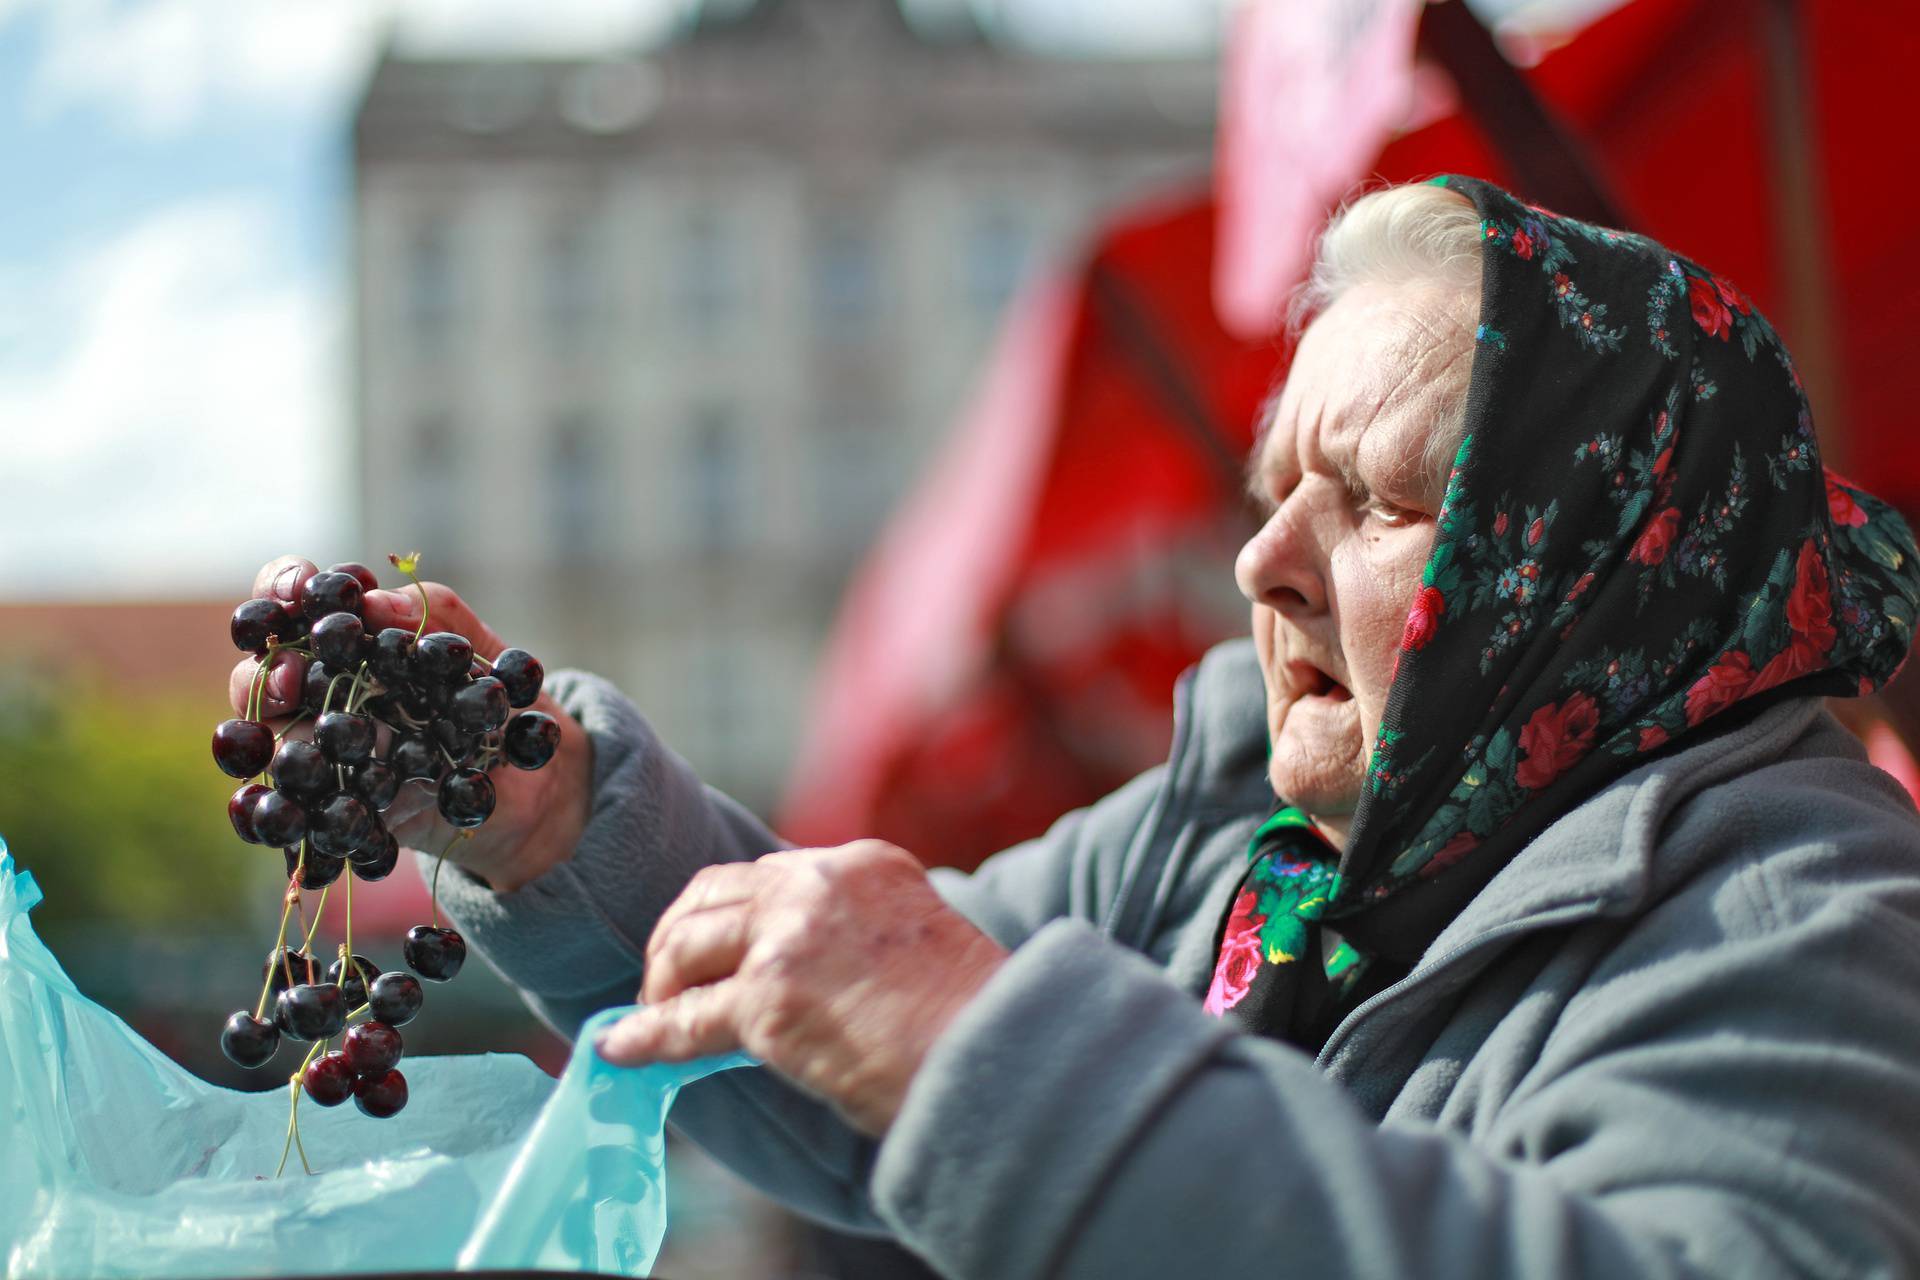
[210,555,562,1174]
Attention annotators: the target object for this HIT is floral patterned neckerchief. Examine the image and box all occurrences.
[1204,174,1920,1051]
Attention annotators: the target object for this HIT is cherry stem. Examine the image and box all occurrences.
[253,871,303,1022]
[470,651,494,672]
[246,648,273,724]
[344,867,357,988]
[431,835,459,930]
[320,671,352,719]
[300,885,331,953]
[397,560,430,641]
[274,1041,325,1178]
[271,711,311,744]
[345,660,372,714]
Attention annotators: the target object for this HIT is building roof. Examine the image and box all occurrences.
[688,0,964,46]
[0,601,243,696]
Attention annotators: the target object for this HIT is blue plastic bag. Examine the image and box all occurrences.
[0,837,750,1278]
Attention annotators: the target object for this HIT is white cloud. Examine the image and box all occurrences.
[10,0,683,139]
[0,196,345,597]
[21,0,394,136]
[990,0,1223,55]
[5,0,1239,140]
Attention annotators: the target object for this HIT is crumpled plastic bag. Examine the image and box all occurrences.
[0,836,751,1278]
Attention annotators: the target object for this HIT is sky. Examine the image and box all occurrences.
[0,0,1600,599]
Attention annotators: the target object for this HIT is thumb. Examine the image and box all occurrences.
[361,581,508,662]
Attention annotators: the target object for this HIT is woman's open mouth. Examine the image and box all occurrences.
[1286,661,1353,703]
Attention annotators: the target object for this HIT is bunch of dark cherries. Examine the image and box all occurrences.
[211,556,560,1123]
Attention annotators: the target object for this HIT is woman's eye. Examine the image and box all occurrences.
[1365,500,1420,528]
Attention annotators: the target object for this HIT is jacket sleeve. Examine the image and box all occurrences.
[421,668,1170,1235]
[866,830,1920,1279]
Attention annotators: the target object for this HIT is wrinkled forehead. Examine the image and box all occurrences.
[1254,283,1479,493]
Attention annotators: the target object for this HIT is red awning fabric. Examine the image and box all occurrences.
[1363,0,1920,495]
[779,0,1920,868]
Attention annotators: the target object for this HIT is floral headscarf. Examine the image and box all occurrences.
[1205,174,1920,1049]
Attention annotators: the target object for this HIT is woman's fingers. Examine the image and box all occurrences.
[645,862,767,963]
[642,906,752,1006]
[254,555,318,604]
[597,981,748,1066]
[229,651,308,720]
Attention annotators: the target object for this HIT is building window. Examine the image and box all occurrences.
[549,412,604,558]
[963,205,1029,317]
[414,412,458,555]
[692,637,752,786]
[674,209,739,336]
[813,418,897,551]
[405,221,457,352]
[542,216,602,352]
[685,406,747,552]
[812,217,879,343]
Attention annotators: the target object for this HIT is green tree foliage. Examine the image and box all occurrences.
[0,671,261,934]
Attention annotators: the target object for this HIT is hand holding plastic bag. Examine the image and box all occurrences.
[0,837,748,1278]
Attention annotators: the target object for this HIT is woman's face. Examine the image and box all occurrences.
[1235,281,1477,845]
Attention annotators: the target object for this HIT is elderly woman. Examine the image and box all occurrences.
[237,175,1920,1277]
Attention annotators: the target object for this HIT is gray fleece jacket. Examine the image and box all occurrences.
[426,639,1920,1280]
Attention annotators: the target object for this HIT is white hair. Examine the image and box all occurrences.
[1267,181,1484,486]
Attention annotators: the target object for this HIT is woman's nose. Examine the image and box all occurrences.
[1234,503,1326,614]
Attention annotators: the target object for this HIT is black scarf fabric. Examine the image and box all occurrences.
[1203,174,1920,1051]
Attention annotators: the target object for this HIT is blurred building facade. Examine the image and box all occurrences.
[351,0,1217,812]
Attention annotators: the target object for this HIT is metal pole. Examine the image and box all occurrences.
[1415,0,1625,226]
[1758,0,1847,471]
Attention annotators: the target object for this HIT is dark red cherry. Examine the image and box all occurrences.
[328,955,381,1009]
[327,562,380,594]
[276,983,346,1040]
[399,680,451,720]
[303,660,340,715]
[344,1021,404,1077]
[298,570,363,621]
[310,612,365,669]
[491,648,544,708]
[230,597,286,654]
[389,734,441,782]
[430,717,477,766]
[414,632,473,685]
[437,768,495,828]
[350,829,400,881]
[354,1068,408,1118]
[271,739,332,802]
[303,1052,355,1106]
[449,676,509,734]
[347,758,399,810]
[220,1011,280,1069]
[212,719,274,779]
[370,628,417,682]
[367,972,423,1026]
[228,783,270,842]
[315,711,376,766]
[284,844,344,889]
[276,599,310,644]
[263,947,319,997]
[504,712,560,770]
[250,791,307,847]
[309,793,373,858]
[404,926,466,982]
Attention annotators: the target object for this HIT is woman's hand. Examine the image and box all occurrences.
[598,841,1009,1137]
[226,554,592,893]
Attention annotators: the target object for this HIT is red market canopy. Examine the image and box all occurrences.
[779,0,1920,867]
